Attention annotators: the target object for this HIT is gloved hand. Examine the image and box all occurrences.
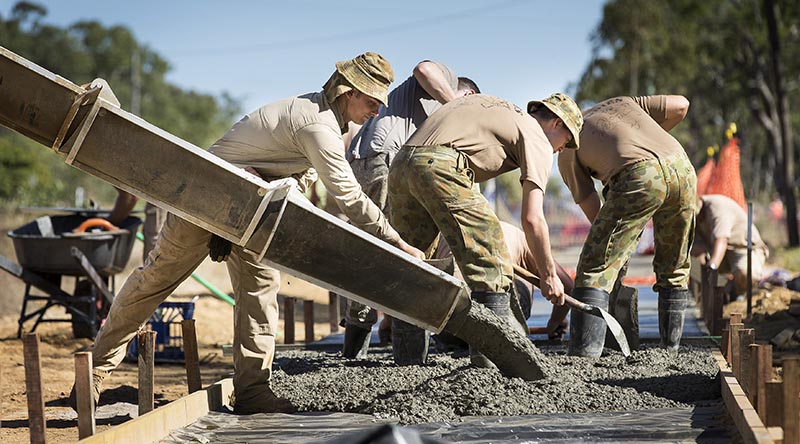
[208,234,232,262]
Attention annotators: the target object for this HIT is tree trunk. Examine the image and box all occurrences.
[765,0,798,246]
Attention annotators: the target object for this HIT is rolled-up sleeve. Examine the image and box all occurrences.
[295,123,402,245]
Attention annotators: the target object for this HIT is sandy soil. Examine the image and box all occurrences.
[722,285,800,360]
[0,233,336,443]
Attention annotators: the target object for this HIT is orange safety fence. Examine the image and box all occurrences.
[704,137,747,210]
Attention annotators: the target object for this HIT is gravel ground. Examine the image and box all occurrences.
[271,343,721,425]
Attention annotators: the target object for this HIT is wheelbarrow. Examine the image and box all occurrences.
[3,213,141,338]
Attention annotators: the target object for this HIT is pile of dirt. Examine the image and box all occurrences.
[272,344,721,425]
[723,286,800,346]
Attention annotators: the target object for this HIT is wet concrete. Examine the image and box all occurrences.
[444,302,555,380]
[271,344,720,425]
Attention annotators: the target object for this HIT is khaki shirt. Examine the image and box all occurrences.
[558,96,686,203]
[696,194,767,252]
[209,92,401,245]
[348,61,457,160]
[405,94,553,191]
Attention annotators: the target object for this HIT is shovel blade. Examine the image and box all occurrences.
[596,307,631,357]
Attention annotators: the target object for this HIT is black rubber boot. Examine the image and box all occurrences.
[342,324,371,359]
[568,287,610,358]
[469,291,513,368]
[658,288,688,354]
[391,318,429,365]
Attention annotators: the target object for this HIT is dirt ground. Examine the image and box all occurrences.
[0,230,335,444]
[723,285,800,349]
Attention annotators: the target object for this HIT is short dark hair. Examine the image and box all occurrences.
[530,105,558,122]
[457,77,480,94]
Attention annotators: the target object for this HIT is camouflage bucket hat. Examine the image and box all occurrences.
[336,52,394,106]
[527,92,583,149]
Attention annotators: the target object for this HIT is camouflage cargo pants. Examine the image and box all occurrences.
[388,145,513,293]
[345,152,395,328]
[576,154,697,293]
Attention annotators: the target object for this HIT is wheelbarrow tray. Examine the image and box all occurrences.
[8,214,141,276]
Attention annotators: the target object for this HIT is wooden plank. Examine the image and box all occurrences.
[784,357,799,444]
[723,327,731,361]
[731,313,744,325]
[765,381,784,428]
[138,330,156,416]
[731,323,745,379]
[79,378,233,444]
[757,345,774,423]
[23,333,46,444]
[740,329,755,394]
[717,349,775,444]
[329,292,339,333]
[181,320,202,394]
[304,300,314,343]
[750,344,761,407]
[74,352,96,439]
[284,297,295,345]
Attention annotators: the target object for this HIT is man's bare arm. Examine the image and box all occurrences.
[660,95,690,132]
[413,61,457,104]
[520,181,565,305]
[577,191,602,223]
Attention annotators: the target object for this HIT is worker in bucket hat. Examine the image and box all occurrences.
[385,92,582,368]
[70,52,425,416]
[558,95,696,358]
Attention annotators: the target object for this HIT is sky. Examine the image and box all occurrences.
[14,0,607,115]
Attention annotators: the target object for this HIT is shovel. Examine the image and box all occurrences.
[512,264,631,357]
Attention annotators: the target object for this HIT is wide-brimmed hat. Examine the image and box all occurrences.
[527,92,583,149]
[335,52,394,106]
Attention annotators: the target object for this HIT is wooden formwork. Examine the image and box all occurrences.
[77,378,233,444]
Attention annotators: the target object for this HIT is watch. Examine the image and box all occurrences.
[709,262,718,270]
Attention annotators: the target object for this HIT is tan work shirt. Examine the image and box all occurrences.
[696,194,767,252]
[558,95,686,203]
[208,92,401,245]
[405,94,553,191]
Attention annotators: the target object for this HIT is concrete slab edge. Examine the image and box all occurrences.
[78,378,233,444]
[715,350,776,444]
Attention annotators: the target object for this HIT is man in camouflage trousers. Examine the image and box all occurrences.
[388,92,583,367]
[558,95,697,357]
[341,60,480,359]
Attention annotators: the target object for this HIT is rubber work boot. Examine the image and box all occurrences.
[232,388,296,414]
[469,291,515,369]
[568,287,610,358]
[510,279,533,337]
[342,324,372,359]
[391,318,430,365]
[68,369,109,411]
[658,287,688,354]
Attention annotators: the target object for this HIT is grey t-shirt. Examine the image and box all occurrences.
[347,61,457,160]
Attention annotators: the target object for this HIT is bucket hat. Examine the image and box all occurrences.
[527,93,583,149]
[336,52,394,106]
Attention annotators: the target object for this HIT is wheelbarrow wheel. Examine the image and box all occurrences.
[71,279,109,339]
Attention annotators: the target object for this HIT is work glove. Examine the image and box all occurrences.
[208,234,232,262]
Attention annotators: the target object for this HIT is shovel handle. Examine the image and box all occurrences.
[511,264,587,311]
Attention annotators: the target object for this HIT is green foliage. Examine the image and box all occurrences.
[0,1,242,208]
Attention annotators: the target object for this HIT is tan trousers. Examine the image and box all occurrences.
[90,213,280,405]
